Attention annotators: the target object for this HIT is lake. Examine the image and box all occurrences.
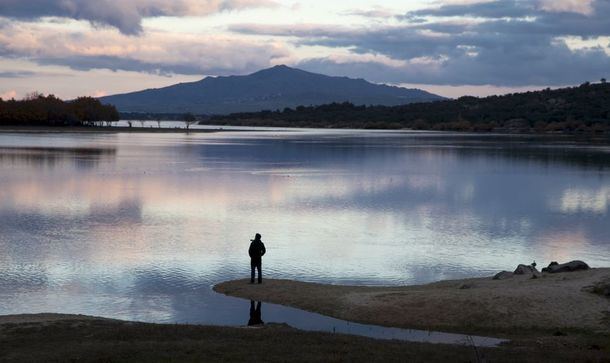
[0,128,609,325]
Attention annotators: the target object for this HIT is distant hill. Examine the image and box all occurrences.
[208,81,610,133]
[98,65,444,114]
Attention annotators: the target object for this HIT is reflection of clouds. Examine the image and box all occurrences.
[89,199,143,224]
[534,229,591,263]
[0,146,115,169]
[406,175,444,192]
[553,187,610,214]
[1,131,610,321]
[0,264,48,292]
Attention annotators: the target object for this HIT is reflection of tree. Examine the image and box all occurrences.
[0,147,116,169]
[190,134,610,172]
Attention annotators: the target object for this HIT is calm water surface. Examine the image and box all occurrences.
[0,129,609,325]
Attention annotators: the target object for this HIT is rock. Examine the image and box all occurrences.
[493,271,513,280]
[541,260,589,273]
[514,264,540,275]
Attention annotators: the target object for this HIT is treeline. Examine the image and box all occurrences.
[0,93,119,126]
[207,81,610,133]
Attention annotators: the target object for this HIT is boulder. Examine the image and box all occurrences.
[541,260,589,273]
[514,264,540,275]
[493,271,514,280]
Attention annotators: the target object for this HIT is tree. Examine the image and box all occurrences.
[183,113,197,130]
[602,78,607,84]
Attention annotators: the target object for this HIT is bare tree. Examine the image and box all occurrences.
[183,113,197,131]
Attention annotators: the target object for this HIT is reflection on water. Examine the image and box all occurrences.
[248,300,264,326]
[239,298,506,346]
[0,146,115,169]
[0,130,609,325]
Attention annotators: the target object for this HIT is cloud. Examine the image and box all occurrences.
[342,6,398,19]
[296,42,610,86]
[0,21,290,75]
[0,70,36,77]
[0,0,278,35]
[231,0,610,86]
[1,0,608,89]
[538,0,594,15]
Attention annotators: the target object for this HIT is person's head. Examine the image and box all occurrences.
[254,233,261,241]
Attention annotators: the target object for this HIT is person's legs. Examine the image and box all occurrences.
[257,261,262,283]
[250,260,256,283]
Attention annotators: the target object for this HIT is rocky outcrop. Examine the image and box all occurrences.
[493,271,514,280]
[514,264,540,275]
[542,260,590,273]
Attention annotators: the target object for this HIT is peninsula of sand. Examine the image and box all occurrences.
[214,268,610,336]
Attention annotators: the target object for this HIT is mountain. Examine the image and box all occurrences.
[98,65,444,114]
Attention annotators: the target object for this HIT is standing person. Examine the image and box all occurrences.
[249,233,266,284]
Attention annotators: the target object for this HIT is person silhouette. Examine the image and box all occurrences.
[248,233,266,284]
[248,300,264,326]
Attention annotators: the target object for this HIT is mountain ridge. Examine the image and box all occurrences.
[99,65,444,114]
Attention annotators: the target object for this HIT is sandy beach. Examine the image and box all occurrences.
[214,268,610,336]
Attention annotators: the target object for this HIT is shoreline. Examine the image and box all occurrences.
[2,266,609,362]
[214,268,610,337]
[0,125,224,134]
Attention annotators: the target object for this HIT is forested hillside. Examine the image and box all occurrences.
[207,81,610,133]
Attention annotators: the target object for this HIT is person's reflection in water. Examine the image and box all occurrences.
[248,300,264,326]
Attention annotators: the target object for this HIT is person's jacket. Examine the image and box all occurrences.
[249,240,266,260]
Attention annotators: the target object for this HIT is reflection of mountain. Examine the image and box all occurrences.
[188,134,610,171]
[0,146,116,169]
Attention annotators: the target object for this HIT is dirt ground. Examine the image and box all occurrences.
[0,314,608,362]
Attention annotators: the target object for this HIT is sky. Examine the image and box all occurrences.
[0,0,609,99]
